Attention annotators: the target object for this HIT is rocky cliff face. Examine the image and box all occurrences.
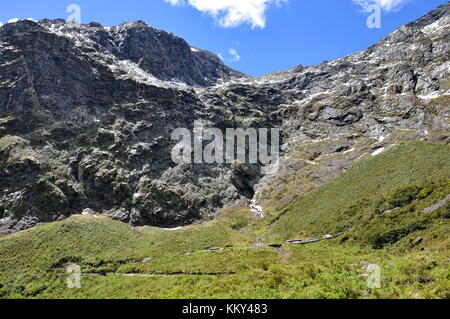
[0,3,449,234]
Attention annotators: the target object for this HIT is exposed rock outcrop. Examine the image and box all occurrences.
[0,3,449,234]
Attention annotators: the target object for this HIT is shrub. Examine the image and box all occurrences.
[24,282,48,297]
[386,186,422,209]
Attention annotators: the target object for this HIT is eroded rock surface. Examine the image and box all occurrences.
[0,3,449,233]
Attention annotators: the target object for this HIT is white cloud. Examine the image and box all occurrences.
[218,48,241,63]
[353,0,410,12]
[0,22,3,27]
[165,0,287,28]
[228,48,241,62]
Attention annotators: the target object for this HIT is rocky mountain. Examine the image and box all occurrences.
[0,3,449,234]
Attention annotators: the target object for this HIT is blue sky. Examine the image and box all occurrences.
[0,0,447,76]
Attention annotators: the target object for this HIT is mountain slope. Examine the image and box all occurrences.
[0,140,448,299]
[267,141,450,243]
[0,3,449,235]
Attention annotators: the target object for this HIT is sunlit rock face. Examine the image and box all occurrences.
[0,3,449,233]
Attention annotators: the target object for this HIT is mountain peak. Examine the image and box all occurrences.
[0,18,246,87]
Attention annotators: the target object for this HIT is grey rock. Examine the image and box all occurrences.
[422,194,450,213]
[0,3,449,233]
[412,237,424,246]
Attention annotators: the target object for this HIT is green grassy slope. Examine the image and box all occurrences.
[267,141,450,242]
[0,140,449,299]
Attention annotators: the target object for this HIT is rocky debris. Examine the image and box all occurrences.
[286,240,304,244]
[286,231,348,245]
[107,207,130,223]
[251,236,265,247]
[82,208,97,215]
[0,4,449,233]
[412,237,424,246]
[422,194,450,213]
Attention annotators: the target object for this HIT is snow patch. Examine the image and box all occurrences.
[44,22,191,90]
[372,147,385,156]
[343,147,356,154]
[164,227,183,231]
[417,91,447,100]
[422,16,449,36]
[375,135,387,143]
[250,198,265,219]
